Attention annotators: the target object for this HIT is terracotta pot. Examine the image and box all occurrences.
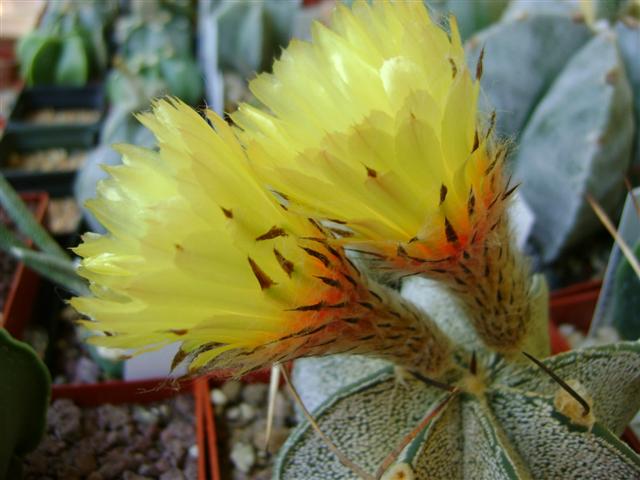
[0,191,49,339]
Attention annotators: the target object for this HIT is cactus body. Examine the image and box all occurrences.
[615,20,640,165]
[515,32,633,262]
[277,342,640,479]
[466,14,592,139]
[612,241,640,340]
[467,6,640,263]
[279,277,638,479]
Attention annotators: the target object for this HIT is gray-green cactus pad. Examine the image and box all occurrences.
[515,31,633,262]
[292,355,391,416]
[612,241,640,341]
[501,0,585,22]
[276,367,448,479]
[490,389,640,478]
[465,14,592,139]
[615,20,640,165]
[401,277,483,351]
[495,342,640,435]
[275,342,640,479]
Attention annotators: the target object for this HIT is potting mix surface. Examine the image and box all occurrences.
[211,381,296,480]
[23,394,198,480]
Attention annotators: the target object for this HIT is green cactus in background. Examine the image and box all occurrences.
[612,241,640,340]
[615,19,640,167]
[197,0,306,113]
[77,1,203,267]
[512,30,632,263]
[204,0,301,78]
[106,0,202,112]
[426,0,510,40]
[461,1,639,264]
[108,0,203,108]
[16,0,118,86]
[0,329,50,480]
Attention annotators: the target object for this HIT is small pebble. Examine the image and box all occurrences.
[558,323,576,337]
[48,399,82,440]
[227,405,241,421]
[188,444,198,459]
[211,388,228,407]
[122,472,152,480]
[595,325,620,343]
[132,406,160,425]
[221,380,243,403]
[242,383,268,406]
[74,449,97,475]
[239,403,256,422]
[231,442,256,473]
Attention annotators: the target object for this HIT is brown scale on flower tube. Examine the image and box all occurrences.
[180,229,454,378]
[343,137,531,354]
[296,237,453,375]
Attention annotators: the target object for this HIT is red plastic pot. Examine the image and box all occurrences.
[549,280,640,453]
[549,279,602,336]
[0,191,49,340]
[195,377,221,480]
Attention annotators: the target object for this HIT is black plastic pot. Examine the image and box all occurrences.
[6,84,105,149]
[0,132,88,197]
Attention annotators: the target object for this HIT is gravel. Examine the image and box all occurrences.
[23,394,198,480]
[7,149,87,172]
[47,198,82,235]
[48,305,112,385]
[212,381,296,479]
[25,108,101,125]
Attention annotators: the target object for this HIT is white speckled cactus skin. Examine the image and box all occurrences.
[276,279,640,479]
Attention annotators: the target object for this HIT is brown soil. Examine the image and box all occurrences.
[23,394,199,480]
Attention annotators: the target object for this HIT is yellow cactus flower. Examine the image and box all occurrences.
[72,99,452,377]
[234,0,531,353]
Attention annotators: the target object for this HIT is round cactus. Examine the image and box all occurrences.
[278,331,640,479]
